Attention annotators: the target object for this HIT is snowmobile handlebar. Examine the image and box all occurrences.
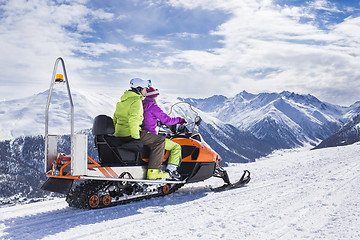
[158,102,202,136]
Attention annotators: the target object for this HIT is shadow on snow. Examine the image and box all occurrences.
[2,187,209,239]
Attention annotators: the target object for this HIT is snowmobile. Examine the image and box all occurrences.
[41,57,251,209]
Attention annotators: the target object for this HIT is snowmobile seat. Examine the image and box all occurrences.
[92,115,144,165]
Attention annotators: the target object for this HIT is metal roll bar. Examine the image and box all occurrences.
[45,57,74,137]
[44,57,74,172]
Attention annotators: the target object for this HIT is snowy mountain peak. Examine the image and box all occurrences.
[0,87,117,140]
[234,90,256,102]
[178,95,228,112]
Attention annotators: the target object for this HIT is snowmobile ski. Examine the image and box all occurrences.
[211,170,251,192]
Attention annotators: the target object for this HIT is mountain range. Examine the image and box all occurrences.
[181,91,360,153]
[1,87,360,160]
[1,87,360,201]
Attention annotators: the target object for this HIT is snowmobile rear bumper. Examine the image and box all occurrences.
[40,177,74,194]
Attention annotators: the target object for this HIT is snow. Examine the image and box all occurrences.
[0,87,117,140]
[1,143,359,239]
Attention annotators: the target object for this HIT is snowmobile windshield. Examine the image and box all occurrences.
[159,102,202,136]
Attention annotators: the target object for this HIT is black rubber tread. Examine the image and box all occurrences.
[66,180,184,209]
[66,180,109,209]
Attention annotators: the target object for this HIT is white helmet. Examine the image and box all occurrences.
[130,78,149,89]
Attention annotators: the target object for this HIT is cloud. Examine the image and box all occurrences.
[79,43,128,56]
[309,0,342,13]
[156,0,360,105]
[132,34,171,48]
[174,32,200,39]
[0,0,117,98]
[1,0,360,106]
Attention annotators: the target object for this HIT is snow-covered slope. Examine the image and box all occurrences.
[1,143,359,239]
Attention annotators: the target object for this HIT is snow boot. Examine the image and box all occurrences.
[166,164,181,180]
[147,169,170,180]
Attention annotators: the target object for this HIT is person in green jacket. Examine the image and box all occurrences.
[113,78,169,180]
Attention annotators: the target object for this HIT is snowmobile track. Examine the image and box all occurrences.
[66,180,185,209]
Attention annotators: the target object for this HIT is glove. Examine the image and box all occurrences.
[179,118,186,125]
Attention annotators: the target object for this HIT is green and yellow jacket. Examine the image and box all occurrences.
[113,90,144,139]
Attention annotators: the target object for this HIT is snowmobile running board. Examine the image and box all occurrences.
[79,175,186,184]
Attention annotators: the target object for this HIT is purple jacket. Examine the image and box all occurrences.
[142,97,181,134]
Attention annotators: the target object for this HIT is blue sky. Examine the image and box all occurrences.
[1,0,360,105]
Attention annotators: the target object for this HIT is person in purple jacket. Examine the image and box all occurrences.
[142,87,186,179]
